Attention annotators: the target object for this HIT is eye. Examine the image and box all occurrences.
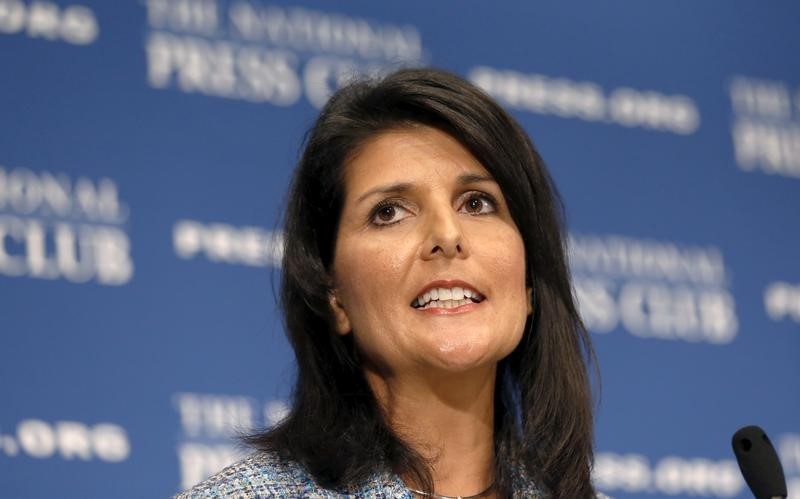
[460,192,497,215]
[370,201,412,226]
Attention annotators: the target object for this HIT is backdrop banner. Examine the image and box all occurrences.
[1,1,798,498]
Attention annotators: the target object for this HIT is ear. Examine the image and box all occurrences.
[329,291,352,335]
[526,287,534,316]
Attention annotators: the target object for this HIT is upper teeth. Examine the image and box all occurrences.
[413,287,481,307]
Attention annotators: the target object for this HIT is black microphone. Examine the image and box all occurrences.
[731,425,787,499]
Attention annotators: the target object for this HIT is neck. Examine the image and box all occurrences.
[365,365,498,498]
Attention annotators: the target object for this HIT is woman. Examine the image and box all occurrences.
[177,68,597,498]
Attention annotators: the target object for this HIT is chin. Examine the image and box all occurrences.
[427,338,509,372]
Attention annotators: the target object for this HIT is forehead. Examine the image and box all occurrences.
[343,126,491,195]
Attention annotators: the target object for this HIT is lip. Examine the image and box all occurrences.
[411,279,486,309]
[416,301,482,315]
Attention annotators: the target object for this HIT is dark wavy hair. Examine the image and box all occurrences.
[246,67,597,498]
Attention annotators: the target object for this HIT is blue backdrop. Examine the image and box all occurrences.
[1,1,798,498]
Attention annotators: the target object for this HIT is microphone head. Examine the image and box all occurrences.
[731,425,787,499]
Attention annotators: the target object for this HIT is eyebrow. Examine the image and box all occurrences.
[355,173,496,204]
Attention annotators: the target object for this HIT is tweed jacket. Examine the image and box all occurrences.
[175,451,546,498]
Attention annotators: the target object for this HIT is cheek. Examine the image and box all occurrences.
[332,240,415,369]
[337,241,405,294]
[484,231,527,291]
[482,231,529,330]
[333,238,412,329]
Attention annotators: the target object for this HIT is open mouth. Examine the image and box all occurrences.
[411,286,485,310]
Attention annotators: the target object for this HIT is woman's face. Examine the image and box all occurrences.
[330,125,530,375]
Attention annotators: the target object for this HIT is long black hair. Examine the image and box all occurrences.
[246,67,597,498]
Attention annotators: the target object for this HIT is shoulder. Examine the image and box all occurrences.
[173,451,314,498]
[173,450,412,498]
[509,462,548,499]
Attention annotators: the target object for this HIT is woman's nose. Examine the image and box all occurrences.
[422,205,468,259]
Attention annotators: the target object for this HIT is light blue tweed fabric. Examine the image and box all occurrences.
[174,450,545,498]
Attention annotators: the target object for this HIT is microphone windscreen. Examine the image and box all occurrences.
[732,425,787,499]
